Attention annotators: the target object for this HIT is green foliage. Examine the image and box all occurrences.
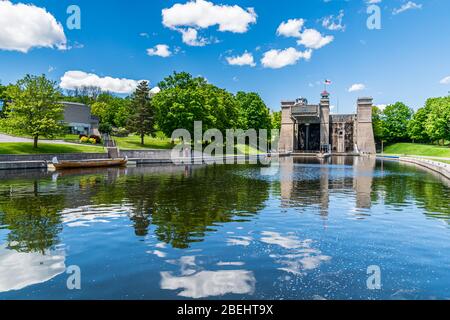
[271,111,281,130]
[153,72,239,138]
[424,96,450,145]
[2,74,64,148]
[235,91,272,133]
[407,106,430,142]
[380,102,413,143]
[372,106,384,141]
[127,81,154,145]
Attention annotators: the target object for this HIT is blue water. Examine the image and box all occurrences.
[0,157,449,299]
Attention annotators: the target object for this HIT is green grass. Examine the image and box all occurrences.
[113,135,174,150]
[383,143,450,158]
[0,143,105,155]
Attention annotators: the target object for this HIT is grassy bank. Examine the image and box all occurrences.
[0,143,105,154]
[113,135,174,150]
[383,143,450,158]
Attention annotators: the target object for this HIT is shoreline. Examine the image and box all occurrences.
[378,155,450,181]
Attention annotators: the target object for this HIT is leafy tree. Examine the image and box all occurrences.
[407,106,430,143]
[235,91,272,133]
[372,106,384,142]
[3,74,64,148]
[425,96,450,145]
[271,111,281,130]
[127,81,154,145]
[381,102,413,143]
[64,85,102,105]
[153,72,239,138]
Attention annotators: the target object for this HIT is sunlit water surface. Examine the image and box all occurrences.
[0,157,449,300]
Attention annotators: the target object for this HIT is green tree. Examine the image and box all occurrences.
[127,81,154,145]
[372,106,384,142]
[153,72,239,138]
[407,106,430,143]
[235,91,272,133]
[3,74,64,148]
[271,111,281,130]
[381,102,413,143]
[425,96,450,145]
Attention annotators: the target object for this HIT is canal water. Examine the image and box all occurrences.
[0,157,449,299]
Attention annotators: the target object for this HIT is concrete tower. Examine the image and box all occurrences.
[356,97,376,154]
[319,91,330,150]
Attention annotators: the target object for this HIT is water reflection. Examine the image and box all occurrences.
[160,256,256,298]
[0,245,65,293]
[0,157,450,298]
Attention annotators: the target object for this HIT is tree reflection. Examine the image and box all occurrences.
[0,181,64,253]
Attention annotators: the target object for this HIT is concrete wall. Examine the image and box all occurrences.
[356,97,376,154]
[0,152,108,162]
[0,161,47,170]
[279,104,295,152]
[120,149,173,160]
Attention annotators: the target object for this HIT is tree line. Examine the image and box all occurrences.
[0,72,280,148]
[372,98,450,147]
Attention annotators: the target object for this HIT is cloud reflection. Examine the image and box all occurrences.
[160,255,255,298]
[261,231,331,275]
[0,245,65,293]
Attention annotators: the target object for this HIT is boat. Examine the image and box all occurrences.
[50,157,128,170]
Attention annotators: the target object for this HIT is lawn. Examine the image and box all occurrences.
[0,143,105,154]
[383,143,450,158]
[113,135,174,150]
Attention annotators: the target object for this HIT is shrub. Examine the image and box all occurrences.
[89,134,102,143]
[112,127,129,137]
[80,136,89,143]
[99,123,112,134]
[79,134,88,139]
[88,138,97,144]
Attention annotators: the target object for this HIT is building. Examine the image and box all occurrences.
[62,102,99,135]
[279,92,376,154]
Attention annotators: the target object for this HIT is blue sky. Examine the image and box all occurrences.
[1,0,450,113]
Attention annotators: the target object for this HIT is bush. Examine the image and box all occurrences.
[99,123,112,134]
[112,127,129,137]
[89,134,102,143]
[79,134,88,139]
[88,138,97,144]
[80,136,89,143]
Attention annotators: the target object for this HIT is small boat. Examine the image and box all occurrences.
[51,157,128,170]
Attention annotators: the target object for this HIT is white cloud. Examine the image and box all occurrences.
[276,19,334,50]
[376,104,387,111]
[226,52,256,67]
[60,71,145,94]
[261,47,312,69]
[440,76,450,85]
[297,29,334,49]
[162,0,257,46]
[147,44,172,57]
[276,19,305,38]
[367,0,382,4]
[393,1,422,15]
[150,87,161,95]
[0,1,66,53]
[348,83,366,92]
[179,28,208,46]
[321,10,345,31]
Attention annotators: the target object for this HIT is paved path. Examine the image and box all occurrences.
[0,133,98,147]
